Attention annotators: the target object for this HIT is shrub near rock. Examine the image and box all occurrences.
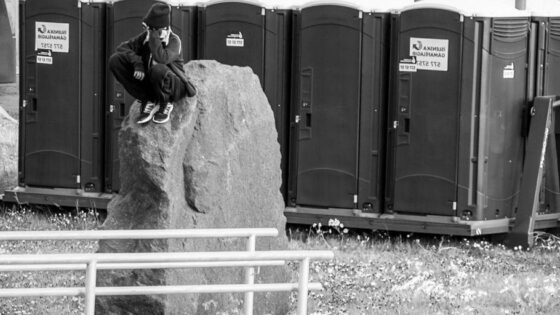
[96,61,290,315]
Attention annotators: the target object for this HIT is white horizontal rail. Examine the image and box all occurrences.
[0,260,286,271]
[0,228,278,240]
[97,283,324,295]
[0,228,333,315]
[0,283,323,297]
[0,250,334,265]
[0,287,86,297]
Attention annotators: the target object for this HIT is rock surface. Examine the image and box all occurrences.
[96,60,290,315]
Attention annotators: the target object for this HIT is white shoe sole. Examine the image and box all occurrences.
[152,106,174,124]
[137,105,160,124]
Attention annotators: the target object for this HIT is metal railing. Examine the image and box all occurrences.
[0,228,334,315]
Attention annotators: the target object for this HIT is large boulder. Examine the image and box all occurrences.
[96,60,290,315]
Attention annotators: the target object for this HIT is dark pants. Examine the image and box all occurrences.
[108,52,188,104]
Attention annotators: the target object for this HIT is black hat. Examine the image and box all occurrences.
[143,3,170,29]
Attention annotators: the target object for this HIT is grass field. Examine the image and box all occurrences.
[0,207,100,315]
[292,226,560,314]
[0,206,559,315]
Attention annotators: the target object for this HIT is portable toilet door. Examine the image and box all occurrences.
[386,1,530,220]
[527,0,560,213]
[19,0,106,191]
[356,2,408,213]
[288,2,385,210]
[197,0,292,199]
[105,0,197,192]
[171,1,197,62]
[540,18,560,96]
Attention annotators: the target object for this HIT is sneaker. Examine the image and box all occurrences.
[153,103,174,124]
[137,101,159,124]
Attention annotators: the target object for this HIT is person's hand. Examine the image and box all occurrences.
[158,28,170,42]
[142,22,150,44]
[143,29,151,44]
[133,70,145,80]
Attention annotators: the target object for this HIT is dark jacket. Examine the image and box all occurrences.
[116,30,190,86]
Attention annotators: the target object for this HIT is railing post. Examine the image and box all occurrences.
[85,259,97,315]
[297,258,310,315]
[243,234,256,315]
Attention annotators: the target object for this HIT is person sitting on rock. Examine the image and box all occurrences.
[108,2,195,124]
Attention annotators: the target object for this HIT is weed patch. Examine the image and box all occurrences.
[1,210,560,314]
[288,222,560,315]
[0,206,101,314]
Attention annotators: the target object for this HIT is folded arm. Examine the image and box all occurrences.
[149,31,181,65]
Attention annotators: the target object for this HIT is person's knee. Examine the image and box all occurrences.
[108,52,127,72]
[149,64,169,84]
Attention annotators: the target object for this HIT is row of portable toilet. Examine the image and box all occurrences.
[18,0,291,197]
[14,0,560,221]
[17,0,386,197]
